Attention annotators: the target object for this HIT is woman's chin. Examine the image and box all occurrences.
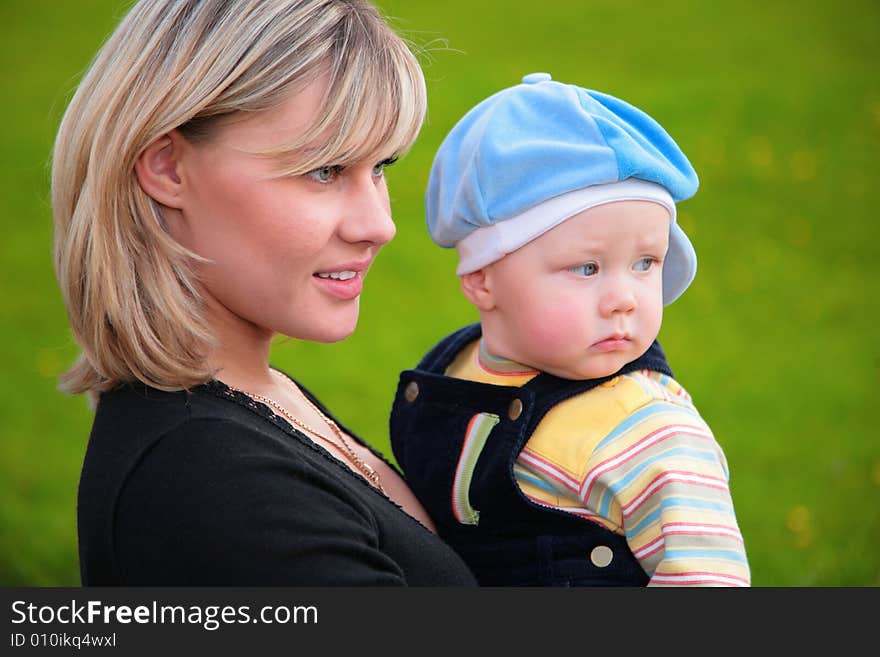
[320,327,357,343]
[299,315,360,344]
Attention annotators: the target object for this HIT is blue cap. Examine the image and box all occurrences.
[426,73,699,305]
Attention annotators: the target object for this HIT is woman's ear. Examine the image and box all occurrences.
[460,269,496,311]
[134,131,185,209]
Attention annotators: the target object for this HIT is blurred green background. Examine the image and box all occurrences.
[1,0,878,586]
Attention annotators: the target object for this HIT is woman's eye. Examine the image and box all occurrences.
[307,165,341,184]
[634,257,656,272]
[569,263,598,277]
[372,155,399,178]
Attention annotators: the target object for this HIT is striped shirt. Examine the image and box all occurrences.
[446,340,751,587]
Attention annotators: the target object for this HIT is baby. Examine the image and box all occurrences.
[390,73,750,586]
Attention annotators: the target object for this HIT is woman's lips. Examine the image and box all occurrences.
[313,262,370,300]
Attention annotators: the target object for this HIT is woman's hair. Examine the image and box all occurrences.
[52,0,427,398]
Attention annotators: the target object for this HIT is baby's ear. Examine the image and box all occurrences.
[460,269,495,311]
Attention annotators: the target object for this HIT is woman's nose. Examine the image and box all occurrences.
[339,174,396,246]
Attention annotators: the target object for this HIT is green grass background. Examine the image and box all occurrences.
[1,0,877,586]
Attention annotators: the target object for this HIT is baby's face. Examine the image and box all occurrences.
[483,200,669,379]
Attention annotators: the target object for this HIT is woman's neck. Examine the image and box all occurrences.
[203,298,277,391]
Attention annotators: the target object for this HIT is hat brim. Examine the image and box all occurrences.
[663,222,697,305]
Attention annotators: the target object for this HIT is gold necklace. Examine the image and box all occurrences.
[230,374,385,494]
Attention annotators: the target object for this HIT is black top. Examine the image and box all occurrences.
[77,377,477,586]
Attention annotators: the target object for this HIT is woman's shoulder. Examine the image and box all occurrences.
[91,378,306,446]
[80,382,404,585]
[93,379,267,426]
[85,379,339,490]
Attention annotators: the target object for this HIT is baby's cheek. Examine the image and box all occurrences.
[520,303,584,353]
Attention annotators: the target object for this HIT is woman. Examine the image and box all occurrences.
[52,0,476,585]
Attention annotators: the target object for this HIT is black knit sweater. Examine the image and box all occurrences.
[77,378,476,586]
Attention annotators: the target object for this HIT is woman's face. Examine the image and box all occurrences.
[171,75,397,345]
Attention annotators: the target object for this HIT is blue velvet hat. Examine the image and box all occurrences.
[426,72,699,305]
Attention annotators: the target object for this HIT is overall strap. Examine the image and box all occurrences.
[415,323,483,373]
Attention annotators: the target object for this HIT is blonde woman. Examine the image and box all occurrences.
[52,0,476,585]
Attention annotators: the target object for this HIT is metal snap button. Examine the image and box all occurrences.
[590,545,614,568]
[508,398,523,421]
[404,381,419,402]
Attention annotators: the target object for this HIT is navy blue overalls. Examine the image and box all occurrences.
[390,323,674,586]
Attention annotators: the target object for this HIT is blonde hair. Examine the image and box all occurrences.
[52,0,427,398]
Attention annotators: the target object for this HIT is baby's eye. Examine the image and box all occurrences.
[633,257,656,272]
[372,156,399,178]
[569,263,598,277]
[306,165,342,184]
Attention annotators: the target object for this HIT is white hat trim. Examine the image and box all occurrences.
[455,178,676,275]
